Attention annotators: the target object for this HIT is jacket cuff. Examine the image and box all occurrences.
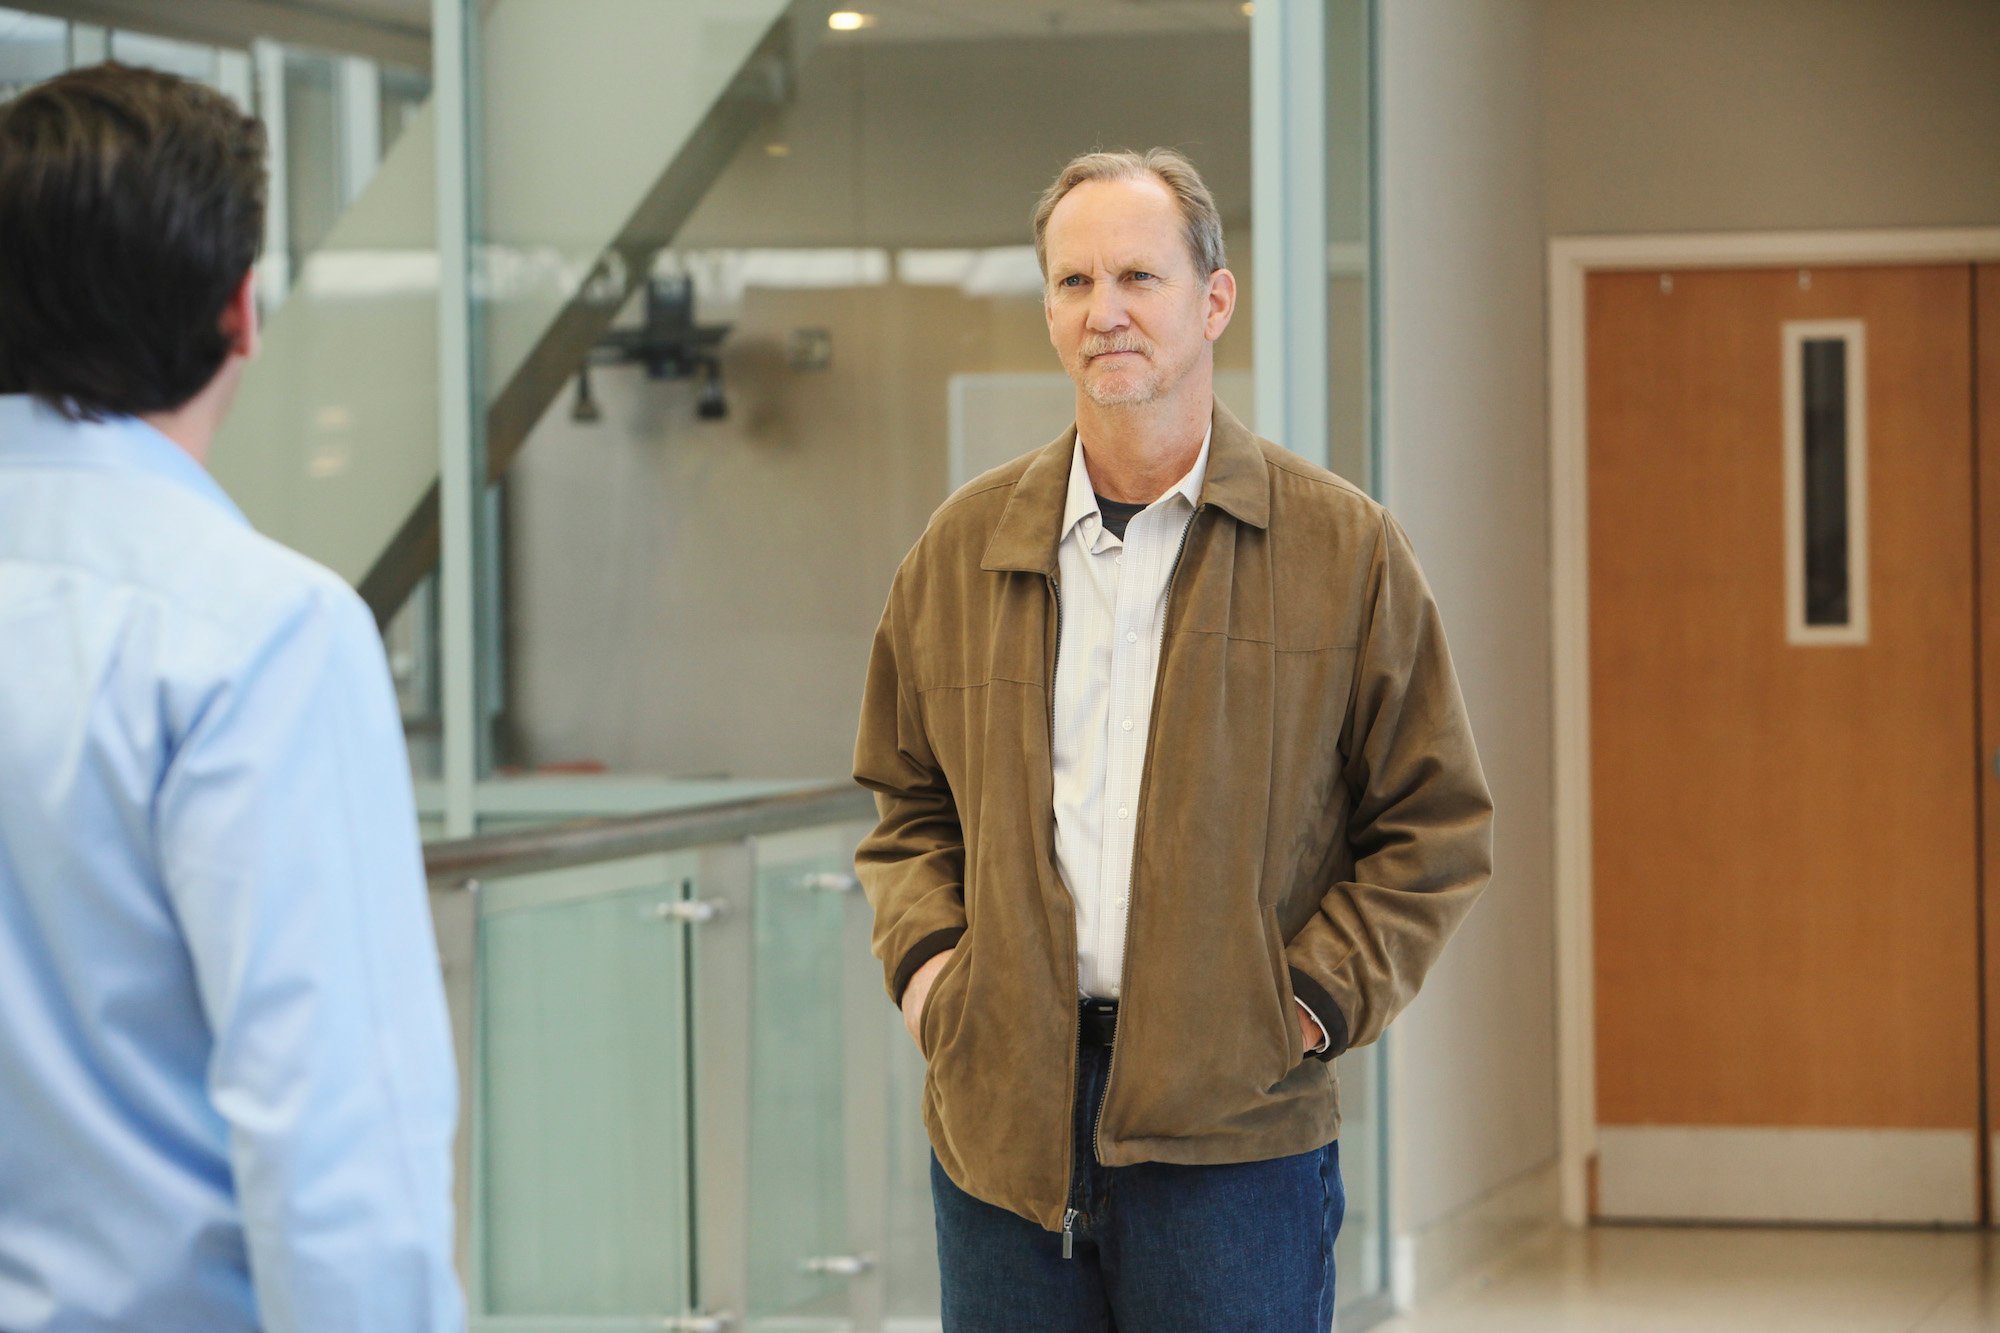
[891,926,966,1006]
[1288,967,1349,1062]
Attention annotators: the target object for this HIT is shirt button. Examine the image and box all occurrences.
[1122,718,1134,731]
[1111,986,1121,998]
[1125,630,1138,644]
[1115,555,1124,566]
[1118,807,1130,820]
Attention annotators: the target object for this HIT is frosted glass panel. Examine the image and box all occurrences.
[882,1027,942,1321]
[479,855,696,1317]
[745,837,857,1327]
[1333,1044,1385,1303]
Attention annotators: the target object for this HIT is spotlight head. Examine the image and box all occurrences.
[696,364,728,421]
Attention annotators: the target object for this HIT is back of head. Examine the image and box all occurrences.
[0,62,266,421]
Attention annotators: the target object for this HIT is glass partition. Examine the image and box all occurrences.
[464,2,1256,791]
[745,837,857,1326]
[1326,1,1392,1317]
[477,855,699,1319]
[0,8,66,98]
[433,810,887,1331]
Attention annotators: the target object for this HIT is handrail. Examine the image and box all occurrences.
[423,781,877,887]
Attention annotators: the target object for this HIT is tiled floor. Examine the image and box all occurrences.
[1373,1225,2000,1332]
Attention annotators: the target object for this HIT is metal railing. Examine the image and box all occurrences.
[423,780,877,886]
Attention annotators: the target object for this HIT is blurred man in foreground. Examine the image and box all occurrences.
[0,63,462,1332]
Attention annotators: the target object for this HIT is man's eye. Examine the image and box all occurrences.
[1131,272,1155,282]
[1060,275,1085,288]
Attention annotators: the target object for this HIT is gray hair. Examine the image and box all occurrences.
[1031,147,1226,282]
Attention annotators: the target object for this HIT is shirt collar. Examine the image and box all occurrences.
[0,394,246,524]
[1060,423,1214,545]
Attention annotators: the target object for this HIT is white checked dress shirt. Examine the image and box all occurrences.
[1051,428,1327,1052]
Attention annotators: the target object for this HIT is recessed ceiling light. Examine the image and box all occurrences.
[1240,2,1255,15]
[828,10,875,31]
[766,143,791,157]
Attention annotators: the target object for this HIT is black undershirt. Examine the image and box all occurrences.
[1094,494,1147,541]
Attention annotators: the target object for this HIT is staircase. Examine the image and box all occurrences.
[211,1,816,624]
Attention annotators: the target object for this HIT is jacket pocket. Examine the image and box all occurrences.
[918,941,972,1061]
[1267,909,1305,1076]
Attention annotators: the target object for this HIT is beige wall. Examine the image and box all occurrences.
[1377,0,1560,1301]
[678,32,1253,251]
[1368,0,2000,1301]
[1544,0,2000,235]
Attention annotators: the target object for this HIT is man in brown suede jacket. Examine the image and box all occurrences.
[853,148,1492,1331]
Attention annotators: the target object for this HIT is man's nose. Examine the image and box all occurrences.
[1085,283,1128,332]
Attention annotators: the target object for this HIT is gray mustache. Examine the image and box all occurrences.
[1081,337,1152,358]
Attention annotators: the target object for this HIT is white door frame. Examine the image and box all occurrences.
[1547,227,2000,1227]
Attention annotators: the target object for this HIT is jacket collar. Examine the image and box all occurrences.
[981,396,1270,574]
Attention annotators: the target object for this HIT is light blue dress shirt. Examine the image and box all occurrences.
[0,396,463,1332]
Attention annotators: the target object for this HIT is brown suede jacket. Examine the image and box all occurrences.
[853,401,1493,1231]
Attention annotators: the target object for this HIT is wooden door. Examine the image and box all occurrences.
[1588,264,1981,1223]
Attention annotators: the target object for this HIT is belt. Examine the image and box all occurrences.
[1079,998,1119,1047]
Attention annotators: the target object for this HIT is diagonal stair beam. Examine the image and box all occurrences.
[359,35,796,625]
[213,1,814,628]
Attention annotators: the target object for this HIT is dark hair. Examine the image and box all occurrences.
[0,62,266,419]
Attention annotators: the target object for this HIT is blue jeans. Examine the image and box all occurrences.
[930,1042,1343,1331]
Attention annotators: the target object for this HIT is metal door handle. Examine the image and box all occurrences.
[654,899,726,925]
[801,871,861,893]
[801,1252,875,1277]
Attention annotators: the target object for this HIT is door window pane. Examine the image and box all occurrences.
[1784,320,1869,645]
[1801,338,1850,626]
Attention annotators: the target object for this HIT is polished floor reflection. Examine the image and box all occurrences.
[1376,1225,2000,1332]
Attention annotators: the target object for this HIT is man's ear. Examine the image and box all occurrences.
[220,268,260,361]
[1204,266,1238,343]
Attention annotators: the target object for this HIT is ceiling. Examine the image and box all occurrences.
[5,0,1247,71]
[818,0,1251,41]
[261,0,1252,43]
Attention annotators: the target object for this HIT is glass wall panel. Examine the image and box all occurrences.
[280,51,343,269]
[477,856,699,1318]
[478,5,1255,792]
[108,29,221,85]
[1327,0,1374,491]
[0,8,65,99]
[1326,1,1390,1318]
[744,832,865,1328]
[380,63,430,154]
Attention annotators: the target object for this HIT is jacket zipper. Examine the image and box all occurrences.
[1047,570,1089,1255]
[1091,503,1205,1171]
